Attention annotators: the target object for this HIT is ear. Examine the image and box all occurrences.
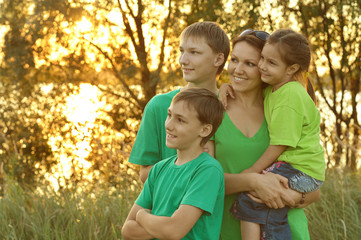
[214,53,225,67]
[287,64,300,76]
[199,124,213,138]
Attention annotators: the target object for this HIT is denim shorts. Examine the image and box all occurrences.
[265,161,323,193]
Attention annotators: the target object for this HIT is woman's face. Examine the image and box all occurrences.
[227,41,263,94]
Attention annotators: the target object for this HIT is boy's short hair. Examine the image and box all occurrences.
[180,21,230,75]
[172,88,224,146]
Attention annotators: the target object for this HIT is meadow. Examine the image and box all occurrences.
[0,170,360,239]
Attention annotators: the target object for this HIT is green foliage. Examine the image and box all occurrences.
[306,170,361,239]
[0,83,56,189]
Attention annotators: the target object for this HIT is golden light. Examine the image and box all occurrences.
[75,17,92,33]
[47,83,105,190]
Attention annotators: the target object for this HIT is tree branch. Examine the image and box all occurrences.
[84,38,143,109]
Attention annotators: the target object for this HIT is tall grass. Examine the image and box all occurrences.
[306,169,361,239]
[0,170,360,239]
[0,178,141,239]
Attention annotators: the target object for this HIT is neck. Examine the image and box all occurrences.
[186,81,218,95]
[176,147,204,166]
[232,88,264,108]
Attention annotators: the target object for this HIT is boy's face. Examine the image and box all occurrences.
[165,100,206,151]
[179,36,222,86]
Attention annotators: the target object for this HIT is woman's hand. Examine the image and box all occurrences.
[219,83,235,109]
[249,173,322,209]
[251,173,295,209]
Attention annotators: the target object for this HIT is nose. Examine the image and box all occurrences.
[258,58,265,70]
[234,62,245,75]
[179,52,189,65]
[165,116,173,131]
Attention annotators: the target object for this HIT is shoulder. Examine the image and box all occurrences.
[194,153,224,174]
[150,155,177,175]
[149,89,180,104]
[144,89,180,113]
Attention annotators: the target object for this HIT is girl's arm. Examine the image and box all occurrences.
[121,204,154,240]
[136,205,203,240]
[208,140,293,209]
[243,145,287,173]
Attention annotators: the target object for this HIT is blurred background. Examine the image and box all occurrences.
[0,0,360,239]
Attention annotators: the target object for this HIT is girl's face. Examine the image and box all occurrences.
[227,41,262,94]
[258,43,291,91]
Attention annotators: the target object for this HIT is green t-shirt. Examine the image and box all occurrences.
[129,89,180,165]
[136,152,225,240]
[264,82,325,181]
[214,112,310,240]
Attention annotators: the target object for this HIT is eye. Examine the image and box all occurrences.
[230,57,238,63]
[247,62,256,67]
[178,118,184,123]
[191,51,199,55]
[167,111,172,119]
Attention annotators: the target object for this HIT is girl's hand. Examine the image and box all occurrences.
[219,83,235,109]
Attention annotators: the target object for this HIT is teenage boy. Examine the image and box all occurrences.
[122,88,225,240]
[129,21,230,182]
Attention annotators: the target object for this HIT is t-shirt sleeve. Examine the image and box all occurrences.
[181,165,224,215]
[128,99,162,165]
[135,166,156,209]
[269,106,303,148]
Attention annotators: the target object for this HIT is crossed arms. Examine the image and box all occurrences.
[121,204,203,240]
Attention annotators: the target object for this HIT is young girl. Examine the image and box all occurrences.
[229,29,326,240]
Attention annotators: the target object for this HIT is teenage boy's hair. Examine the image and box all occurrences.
[172,88,224,146]
[180,21,230,75]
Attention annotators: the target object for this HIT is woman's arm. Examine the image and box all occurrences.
[225,171,294,209]
[248,182,322,208]
[136,205,203,240]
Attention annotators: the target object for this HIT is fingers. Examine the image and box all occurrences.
[247,193,263,204]
[219,83,235,109]
[265,197,286,209]
[228,85,235,99]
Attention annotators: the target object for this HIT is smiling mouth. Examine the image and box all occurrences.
[167,133,176,139]
[182,68,194,72]
[234,77,246,82]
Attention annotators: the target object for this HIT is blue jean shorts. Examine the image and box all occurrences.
[230,162,323,240]
[264,161,323,193]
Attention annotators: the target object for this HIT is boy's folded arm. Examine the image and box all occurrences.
[136,204,204,240]
[121,204,154,240]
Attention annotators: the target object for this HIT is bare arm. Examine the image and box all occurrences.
[136,205,203,240]
[226,171,294,208]
[121,204,154,240]
[218,83,235,109]
[139,165,153,183]
[249,184,321,208]
[244,145,287,173]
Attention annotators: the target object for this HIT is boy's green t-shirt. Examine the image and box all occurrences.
[264,82,325,181]
[129,89,180,165]
[136,152,225,240]
[214,112,310,240]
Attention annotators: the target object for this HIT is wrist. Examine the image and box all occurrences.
[295,192,306,208]
[299,192,306,205]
